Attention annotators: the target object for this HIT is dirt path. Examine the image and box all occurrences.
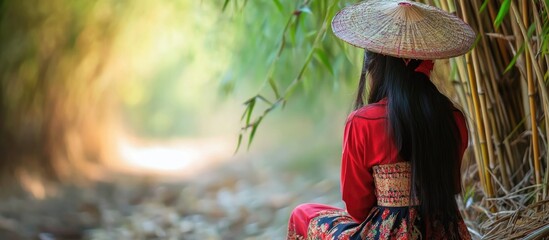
[0,137,342,240]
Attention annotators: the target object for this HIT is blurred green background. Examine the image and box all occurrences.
[0,0,364,239]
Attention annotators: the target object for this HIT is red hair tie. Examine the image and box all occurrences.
[415,60,434,77]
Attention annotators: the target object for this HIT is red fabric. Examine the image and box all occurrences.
[341,99,468,221]
[287,203,345,239]
[414,60,435,77]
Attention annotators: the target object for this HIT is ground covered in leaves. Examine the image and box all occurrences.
[0,145,343,240]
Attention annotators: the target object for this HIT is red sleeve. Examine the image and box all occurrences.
[340,112,376,222]
[454,110,469,193]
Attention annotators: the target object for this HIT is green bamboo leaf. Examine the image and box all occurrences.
[243,96,256,104]
[542,24,549,54]
[256,94,273,105]
[248,116,263,149]
[273,0,284,14]
[246,97,256,126]
[268,77,281,98]
[504,44,525,73]
[494,0,511,29]
[240,103,249,121]
[235,133,243,153]
[222,0,230,11]
[479,0,489,14]
[241,96,256,121]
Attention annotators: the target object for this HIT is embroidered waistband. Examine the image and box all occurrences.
[372,162,419,207]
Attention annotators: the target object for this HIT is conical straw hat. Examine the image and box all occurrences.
[331,0,476,59]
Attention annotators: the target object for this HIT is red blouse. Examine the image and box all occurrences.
[340,99,468,222]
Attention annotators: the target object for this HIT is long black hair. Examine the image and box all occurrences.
[356,51,463,238]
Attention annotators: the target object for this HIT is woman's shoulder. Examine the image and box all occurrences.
[349,99,388,121]
[348,100,465,122]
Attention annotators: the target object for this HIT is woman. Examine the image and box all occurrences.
[287,0,476,239]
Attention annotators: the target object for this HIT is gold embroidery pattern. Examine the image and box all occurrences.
[372,162,419,207]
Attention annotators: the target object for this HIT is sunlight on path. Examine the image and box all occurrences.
[113,135,236,179]
[119,142,196,171]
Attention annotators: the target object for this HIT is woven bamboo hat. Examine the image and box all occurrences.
[331,0,476,59]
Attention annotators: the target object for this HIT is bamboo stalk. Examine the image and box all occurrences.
[470,0,512,190]
[438,0,449,12]
[489,112,511,190]
[458,0,495,199]
[507,3,533,192]
[486,0,511,67]
[503,138,517,181]
[504,84,520,178]
[445,0,455,13]
[506,78,522,136]
[531,1,549,199]
[511,1,542,201]
[472,49,496,198]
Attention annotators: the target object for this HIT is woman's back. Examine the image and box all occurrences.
[287,1,476,238]
[344,98,470,234]
[346,98,468,172]
[288,99,471,239]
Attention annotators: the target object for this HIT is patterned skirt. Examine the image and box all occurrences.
[287,203,471,240]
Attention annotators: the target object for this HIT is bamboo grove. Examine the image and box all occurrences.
[446,0,549,208]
